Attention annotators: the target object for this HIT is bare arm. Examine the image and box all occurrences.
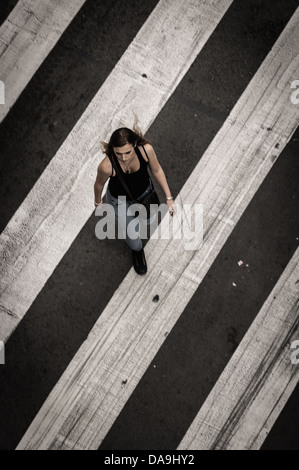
[94,157,111,206]
[144,144,173,201]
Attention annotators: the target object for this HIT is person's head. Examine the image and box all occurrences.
[101,127,149,160]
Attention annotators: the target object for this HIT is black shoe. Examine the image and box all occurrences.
[132,248,147,275]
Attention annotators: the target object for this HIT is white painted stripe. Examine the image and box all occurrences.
[16,11,299,451]
[178,248,299,450]
[0,0,87,123]
[0,0,233,343]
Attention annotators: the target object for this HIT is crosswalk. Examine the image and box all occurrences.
[178,247,299,450]
[0,0,87,123]
[0,0,233,343]
[0,0,298,451]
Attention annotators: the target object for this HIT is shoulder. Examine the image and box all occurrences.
[139,143,161,173]
[97,155,114,177]
[139,143,155,162]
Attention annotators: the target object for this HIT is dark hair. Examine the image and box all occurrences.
[101,126,149,156]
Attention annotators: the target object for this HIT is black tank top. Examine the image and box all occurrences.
[108,146,151,199]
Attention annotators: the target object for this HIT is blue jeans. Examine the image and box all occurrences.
[106,181,156,251]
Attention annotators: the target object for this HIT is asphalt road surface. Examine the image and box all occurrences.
[0,0,298,450]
